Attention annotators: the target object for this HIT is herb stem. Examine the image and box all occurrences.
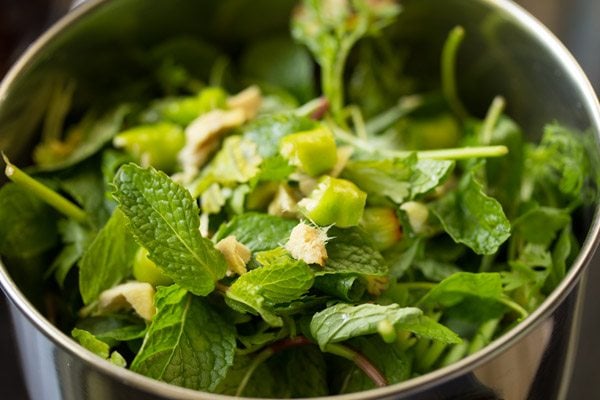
[480,96,506,145]
[365,95,424,135]
[331,125,508,160]
[468,317,500,355]
[235,336,312,397]
[324,343,388,387]
[3,154,87,222]
[441,26,469,120]
[417,340,448,373]
[499,296,529,320]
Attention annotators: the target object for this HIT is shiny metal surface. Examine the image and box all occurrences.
[1,0,599,399]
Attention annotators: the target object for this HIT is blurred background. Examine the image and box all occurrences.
[0,0,599,398]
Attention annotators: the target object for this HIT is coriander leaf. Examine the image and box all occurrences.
[430,171,511,255]
[131,285,236,391]
[397,315,461,344]
[411,159,455,198]
[512,206,570,247]
[241,36,316,103]
[321,227,388,277]
[549,226,573,289]
[113,164,227,296]
[214,213,297,252]
[79,209,137,304]
[226,258,314,327]
[342,158,412,204]
[48,219,95,287]
[292,0,401,121]
[0,182,59,258]
[418,272,504,309]
[33,105,129,172]
[242,112,317,157]
[310,303,422,349]
[342,336,411,393]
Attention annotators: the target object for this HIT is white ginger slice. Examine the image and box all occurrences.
[227,85,262,120]
[285,222,328,267]
[215,235,252,276]
[98,281,156,321]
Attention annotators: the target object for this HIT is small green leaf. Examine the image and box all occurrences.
[0,182,59,258]
[214,213,297,252]
[430,171,511,255]
[310,303,422,349]
[321,227,388,277]
[215,354,278,397]
[418,272,504,308]
[75,315,147,346]
[72,328,110,359]
[48,219,94,287]
[242,112,317,157]
[226,258,314,327]
[131,285,236,391]
[79,209,138,304]
[398,315,461,344]
[342,158,412,204]
[276,346,329,397]
[113,164,227,296]
[314,274,366,302]
[512,206,570,247]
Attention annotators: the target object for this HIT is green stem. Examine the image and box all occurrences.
[324,343,388,387]
[442,26,469,120]
[440,340,470,367]
[468,318,500,355]
[365,95,424,135]
[499,295,529,320]
[236,336,311,397]
[331,125,508,160]
[418,340,448,373]
[3,154,87,222]
[480,96,506,145]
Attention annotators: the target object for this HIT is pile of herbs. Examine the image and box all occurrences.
[0,0,597,397]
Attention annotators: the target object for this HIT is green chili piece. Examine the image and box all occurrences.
[113,122,184,172]
[299,176,366,227]
[132,247,173,287]
[279,127,337,176]
[360,207,402,251]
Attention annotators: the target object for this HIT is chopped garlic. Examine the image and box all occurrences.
[215,235,252,276]
[268,185,299,218]
[400,201,429,234]
[285,222,328,266]
[227,85,262,120]
[98,281,156,321]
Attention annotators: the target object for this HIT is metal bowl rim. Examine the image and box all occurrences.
[1,0,600,398]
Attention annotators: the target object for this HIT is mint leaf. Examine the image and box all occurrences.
[411,159,455,198]
[251,155,294,186]
[242,112,317,157]
[398,315,461,344]
[276,346,328,397]
[419,272,504,308]
[131,285,236,391]
[512,206,570,247]
[79,209,137,304]
[113,164,227,296]
[430,171,511,255]
[314,274,366,302]
[214,213,297,252]
[310,303,422,349]
[215,354,278,397]
[76,315,147,346]
[226,258,314,326]
[322,227,388,277]
[0,182,59,258]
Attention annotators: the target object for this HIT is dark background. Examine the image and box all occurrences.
[1,0,599,399]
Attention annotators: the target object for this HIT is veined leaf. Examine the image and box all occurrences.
[512,206,570,247]
[79,209,137,304]
[321,227,388,277]
[430,171,511,255]
[113,164,227,296]
[310,303,422,349]
[214,213,297,252]
[131,285,236,391]
[418,272,504,308]
[226,258,314,327]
